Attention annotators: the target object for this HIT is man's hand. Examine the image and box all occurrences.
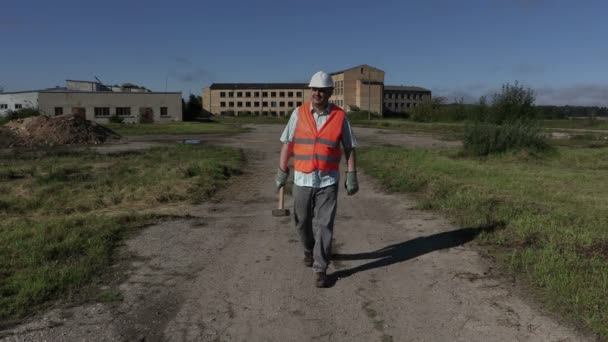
[345,171,359,196]
[275,167,289,190]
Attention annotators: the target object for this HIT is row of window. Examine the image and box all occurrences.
[221,111,289,116]
[329,99,344,107]
[53,106,169,117]
[0,104,22,110]
[386,102,419,109]
[220,101,302,108]
[220,91,303,98]
[385,93,424,100]
[333,80,344,96]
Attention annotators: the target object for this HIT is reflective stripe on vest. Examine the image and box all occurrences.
[293,103,345,173]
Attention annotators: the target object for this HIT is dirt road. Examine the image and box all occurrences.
[1,125,588,342]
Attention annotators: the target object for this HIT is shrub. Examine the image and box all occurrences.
[108,115,124,124]
[3,108,42,123]
[347,111,381,120]
[463,82,550,156]
[463,120,549,156]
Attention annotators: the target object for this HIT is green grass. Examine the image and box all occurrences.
[0,145,243,320]
[358,145,608,337]
[103,121,246,135]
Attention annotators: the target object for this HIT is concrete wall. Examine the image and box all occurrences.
[203,87,310,116]
[0,92,40,116]
[38,92,182,123]
[338,65,385,113]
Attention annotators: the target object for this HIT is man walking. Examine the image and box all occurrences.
[275,71,359,288]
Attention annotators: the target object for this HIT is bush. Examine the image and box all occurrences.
[463,121,549,156]
[1,108,42,124]
[108,115,124,124]
[347,111,381,120]
[463,82,550,156]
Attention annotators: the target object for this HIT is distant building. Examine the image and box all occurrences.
[202,64,431,116]
[202,84,309,117]
[383,86,432,113]
[0,80,182,123]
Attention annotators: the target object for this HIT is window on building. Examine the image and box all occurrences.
[254,101,260,107]
[271,101,277,107]
[262,92,268,97]
[279,101,285,107]
[245,92,251,97]
[0,104,8,109]
[54,107,63,116]
[407,94,411,100]
[254,92,260,97]
[160,107,169,116]
[406,103,411,108]
[296,92,302,97]
[288,92,293,97]
[262,101,268,107]
[280,111,285,116]
[95,107,110,117]
[229,102,234,107]
[115,107,130,116]
[288,101,294,107]
[237,102,243,107]
[220,92,226,97]
[246,101,251,107]
[296,101,302,106]
[229,92,234,97]
[220,102,226,107]
[279,92,285,97]
[237,92,242,97]
[15,104,22,109]
[271,92,277,97]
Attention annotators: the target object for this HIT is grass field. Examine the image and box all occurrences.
[358,145,608,337]
[104,121,246,135]
[0,145,243,320]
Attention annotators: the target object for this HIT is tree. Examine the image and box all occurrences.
[183,95,202,121]
[489,81,537,124]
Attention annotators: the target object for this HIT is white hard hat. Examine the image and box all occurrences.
[308,71,334,88]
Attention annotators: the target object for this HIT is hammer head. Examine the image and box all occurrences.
[272,208,290,217]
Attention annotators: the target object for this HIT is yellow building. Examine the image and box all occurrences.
[202,64,430,116]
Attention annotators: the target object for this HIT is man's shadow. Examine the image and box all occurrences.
[328,223,501,287]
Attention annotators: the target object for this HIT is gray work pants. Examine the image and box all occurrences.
[293,183,338,273]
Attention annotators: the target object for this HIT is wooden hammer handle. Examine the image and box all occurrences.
[278,187,285,210]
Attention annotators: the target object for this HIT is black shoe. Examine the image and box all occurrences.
[315,272,329,288]
[303,252,313,267]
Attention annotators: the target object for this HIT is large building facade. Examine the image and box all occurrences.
[0,80,182,123]
[202,64,431,116]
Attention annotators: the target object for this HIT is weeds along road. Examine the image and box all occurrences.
[1,125,587,342]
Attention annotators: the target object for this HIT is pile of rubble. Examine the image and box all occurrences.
[1,114,122,148]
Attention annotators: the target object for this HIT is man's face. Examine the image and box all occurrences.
[310,87,333,107]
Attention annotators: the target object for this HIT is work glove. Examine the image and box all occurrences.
[275,167,289,190]
[345,171,359,196]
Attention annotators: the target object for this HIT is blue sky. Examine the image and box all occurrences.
[2,0,607,106]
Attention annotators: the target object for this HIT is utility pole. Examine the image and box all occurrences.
[368,68,371,120]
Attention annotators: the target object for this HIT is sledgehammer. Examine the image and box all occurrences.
[272,187,290,217]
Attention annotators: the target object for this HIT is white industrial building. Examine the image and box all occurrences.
[0,80,182,123]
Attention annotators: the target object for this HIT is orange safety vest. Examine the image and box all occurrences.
[293,103,345,173]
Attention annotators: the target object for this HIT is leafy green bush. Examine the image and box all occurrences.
[463,82,550,156]
[108,115,124,124]
[1,108,42,124]
[347,111,381,120]
[463,121,549,156]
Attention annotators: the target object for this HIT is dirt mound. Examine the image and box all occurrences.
[2,114,122,147]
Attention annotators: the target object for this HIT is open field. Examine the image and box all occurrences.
[358,145,608,337]
[0,145,243,321]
